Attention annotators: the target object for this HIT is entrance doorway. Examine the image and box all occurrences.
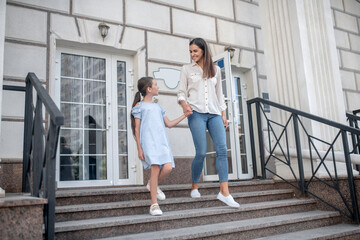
[55,48,135,188]
[203,52,253,181]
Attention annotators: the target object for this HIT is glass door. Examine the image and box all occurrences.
[203,52,238,181]
[203,52,253,181]
[111,57,136,185]
[233,74,253,179]
[55,48,135,188]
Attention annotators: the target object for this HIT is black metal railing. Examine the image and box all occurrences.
[347,110,360,154]
[3,73,64,240]
[247,97,360,222]
[347,109,360,173]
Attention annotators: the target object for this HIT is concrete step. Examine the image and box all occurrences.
[55,189,294,222]
[93,210,343,240]
[54,198,317,240]
[55,180,276,206]
[253,223,360,240]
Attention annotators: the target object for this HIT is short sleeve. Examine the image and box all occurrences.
[159,105,166,118]
[131,105,142,119]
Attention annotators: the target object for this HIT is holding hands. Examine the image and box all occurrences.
[183,104,193,117]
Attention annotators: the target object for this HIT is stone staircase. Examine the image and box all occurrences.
[54,180,360,239]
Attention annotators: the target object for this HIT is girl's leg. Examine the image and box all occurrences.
[207,114,229,196]
[149,165,161,204]
[188,111,207,187]
[158,163,173,182]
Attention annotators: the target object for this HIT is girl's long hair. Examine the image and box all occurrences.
[130,77,153,135]
[190,38,215,79]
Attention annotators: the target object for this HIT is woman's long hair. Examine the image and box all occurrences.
[130,77,153,135]
[189,38,215,79]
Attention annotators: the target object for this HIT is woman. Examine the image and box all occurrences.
[178,38,240,208]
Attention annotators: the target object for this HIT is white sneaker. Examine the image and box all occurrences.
[146,183,166,200]
[217,192,240,208]
[149,203,163,216]
[190,189,201,198]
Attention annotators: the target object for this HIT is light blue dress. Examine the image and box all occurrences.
[131,102,175,170]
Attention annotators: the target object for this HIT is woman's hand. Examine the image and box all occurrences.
[138,147,145,161]
[222,111,228,130]
[182,104,193,116]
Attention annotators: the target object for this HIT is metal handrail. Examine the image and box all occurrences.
[247,97,360,222]
[347,110,360,172]
[3,72,64,240]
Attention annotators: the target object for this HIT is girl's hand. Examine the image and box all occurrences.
[184,111,192,117]
[183,104,193,116]
[138,148,145,161]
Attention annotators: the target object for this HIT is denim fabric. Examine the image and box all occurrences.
[188,111,228,183]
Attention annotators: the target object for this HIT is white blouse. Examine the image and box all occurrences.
[177,62,227,116]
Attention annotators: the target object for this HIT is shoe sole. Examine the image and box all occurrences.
[217,197,240,208]
[191,195,201,198]
[150,213,163,216]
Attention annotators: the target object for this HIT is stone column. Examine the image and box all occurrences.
[259,0,347,178]
[0,0,6,197]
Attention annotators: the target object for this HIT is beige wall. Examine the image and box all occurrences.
[1,0,264,159]
[0,0,6,139]
[331,0,360,112]
[1,0,359,188]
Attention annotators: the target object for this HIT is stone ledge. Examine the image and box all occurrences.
[0,193,47,240]
[0,193,47,208]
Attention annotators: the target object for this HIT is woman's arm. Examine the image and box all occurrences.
[163,113,188,128]
[134,118,145,160]
[215,66,227,112]
[221,110,228,130]
[177,66,188,104]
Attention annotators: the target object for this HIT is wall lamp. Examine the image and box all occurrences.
[224,46,235,59]
[98,22,110,41]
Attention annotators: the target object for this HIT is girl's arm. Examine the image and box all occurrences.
[134,118,145,160]
[163,113,188,128]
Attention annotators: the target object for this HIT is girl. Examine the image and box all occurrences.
[177,38,240,208]
[131,77,190,216]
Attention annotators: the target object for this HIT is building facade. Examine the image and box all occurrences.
[0,0,359,191]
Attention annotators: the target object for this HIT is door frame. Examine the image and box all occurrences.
[231,69,253,179]
[203,52,255,181]
[203,51,238,181]
[54,47,135,188]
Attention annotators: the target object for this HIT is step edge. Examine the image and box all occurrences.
[56,189,295,212]
[55,199,318,232]
[56,180,275,198]
[252,223,360,240]
[88,211,341,240]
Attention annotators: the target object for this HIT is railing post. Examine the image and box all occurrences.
[348,119,357,153]
[247,102,258,178]
[22,78,33,192]
[255,102,266,178]
[44,121,59,240]
[341,130,360,222]
[293,114,305,195]
[32,96,44,197]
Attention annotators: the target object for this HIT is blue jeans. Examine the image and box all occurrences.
[188,111,228,183]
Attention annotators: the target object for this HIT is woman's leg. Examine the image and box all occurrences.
[188,111,207,188]
[207,114,229,196]
[149,165,161,204]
